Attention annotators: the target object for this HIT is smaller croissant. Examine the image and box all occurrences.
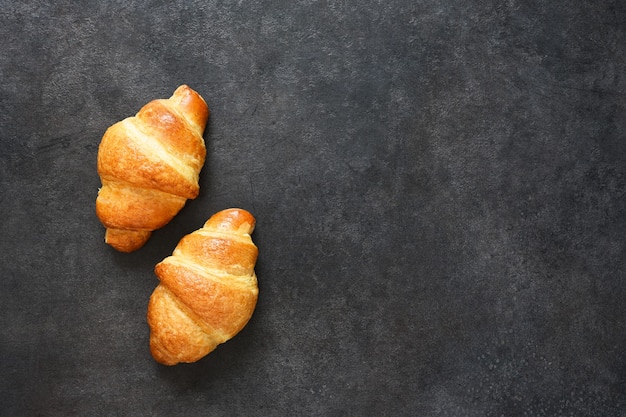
[96,85,209,252]
[147,208,259,365]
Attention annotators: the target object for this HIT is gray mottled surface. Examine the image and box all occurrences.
[1,1,625,415]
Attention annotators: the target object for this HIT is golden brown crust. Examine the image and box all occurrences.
[147,208,259,365]
[96,85,209,252]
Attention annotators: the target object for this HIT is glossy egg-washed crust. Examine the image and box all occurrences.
[147,208,259,365]
[96,85,209,252]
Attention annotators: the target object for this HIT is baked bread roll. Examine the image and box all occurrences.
[96,85,209,252]
[147,208,259,365]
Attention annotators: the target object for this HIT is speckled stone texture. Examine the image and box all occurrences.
[1,1,625,416]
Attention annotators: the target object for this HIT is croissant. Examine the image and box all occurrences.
[147,208,259,365]
[96,85,209,252]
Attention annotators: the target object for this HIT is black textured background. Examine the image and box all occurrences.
[1,1,625,416]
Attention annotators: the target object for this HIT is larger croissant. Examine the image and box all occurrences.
[96,85,209,252]
[147,208,259,365]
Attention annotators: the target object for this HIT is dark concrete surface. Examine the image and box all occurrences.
[1,1,625,415]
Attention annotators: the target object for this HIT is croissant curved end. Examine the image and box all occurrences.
[105,228,152,253]
[204,208,256,235]
[171,85,210,132]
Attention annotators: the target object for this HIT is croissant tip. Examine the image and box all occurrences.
[174,84,191,93]
[204,208,256,234]
[172,84,198,98]
[169,84,209,130]
[105,228,152,252]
